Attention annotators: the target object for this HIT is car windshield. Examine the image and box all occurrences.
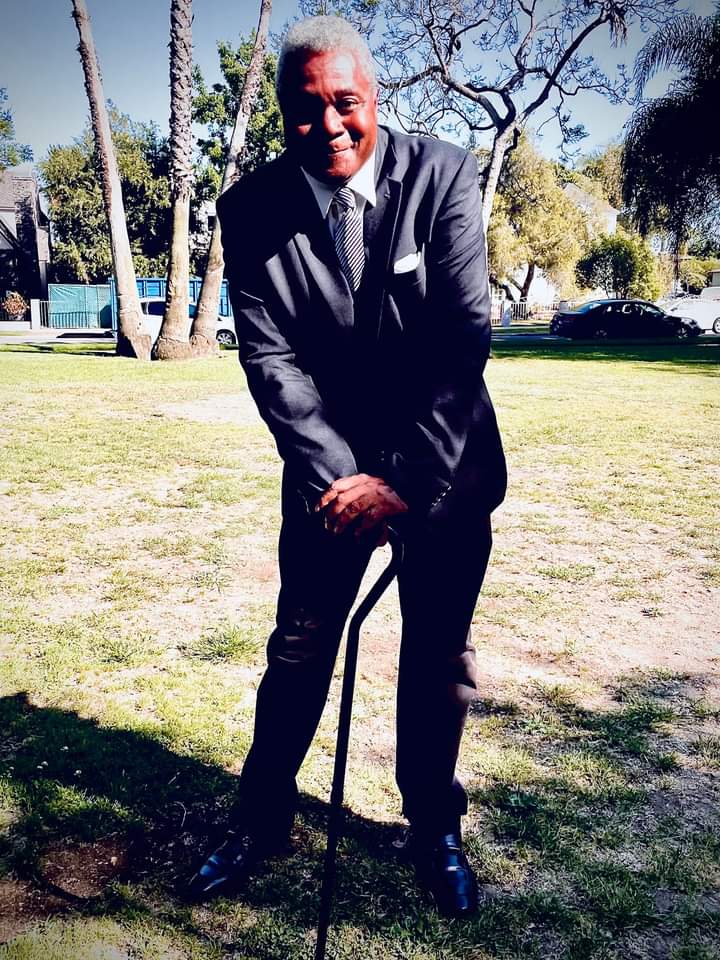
[143,300,197,318]
[574,300,605,313]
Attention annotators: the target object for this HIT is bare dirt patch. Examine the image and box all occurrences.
[158,392,262,427]
[0,878,67,943]
[3,371,719,956]
[40,836,131,900]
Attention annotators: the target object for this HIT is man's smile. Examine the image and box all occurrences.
[280,49,378,184]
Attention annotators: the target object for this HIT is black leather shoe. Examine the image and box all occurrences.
[409,829,479,918]
[186,826,290,902]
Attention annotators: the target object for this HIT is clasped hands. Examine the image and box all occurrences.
[315,473,408,546]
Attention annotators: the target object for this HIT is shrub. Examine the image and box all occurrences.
[1,290,29,318]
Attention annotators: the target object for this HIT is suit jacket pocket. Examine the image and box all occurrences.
[389,260,427,319]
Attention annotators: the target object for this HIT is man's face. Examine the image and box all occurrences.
[281,49,378,184]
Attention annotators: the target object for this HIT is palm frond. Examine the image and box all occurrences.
[633,10,718,95]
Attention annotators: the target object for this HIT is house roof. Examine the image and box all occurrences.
[0,163,41,211]
[3,162,35,179]
[563,181,619,216]
[0,218,22,252]
[0,171,15,212]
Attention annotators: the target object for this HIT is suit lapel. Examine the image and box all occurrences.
[277,126,403,338]
[283,159,355,330]
[361,127,402,342]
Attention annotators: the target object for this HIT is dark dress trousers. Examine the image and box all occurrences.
[216,125,507,830]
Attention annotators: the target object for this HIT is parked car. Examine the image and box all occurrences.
[550,299,701,340]
[139,297,237,345]
[660,296,720,335]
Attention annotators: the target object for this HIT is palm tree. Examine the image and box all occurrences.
[156,0,194,360]
[623,5,720,278]
[190,0,272,357]
[70,0,150,359]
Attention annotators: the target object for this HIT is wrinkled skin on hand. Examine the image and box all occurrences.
[315,473,409,546]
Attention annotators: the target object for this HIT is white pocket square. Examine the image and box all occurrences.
[393,251,421,274]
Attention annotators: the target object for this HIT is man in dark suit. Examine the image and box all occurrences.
[189,16,506,917]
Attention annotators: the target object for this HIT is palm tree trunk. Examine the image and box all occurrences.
[70,0,150,360]
[156,0,194,360]
[190,0,273,357]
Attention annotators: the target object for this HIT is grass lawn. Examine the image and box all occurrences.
[0,338,718,960]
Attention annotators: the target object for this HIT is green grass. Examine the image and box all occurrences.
[0,340,719,958]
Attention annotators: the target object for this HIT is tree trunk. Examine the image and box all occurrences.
[520,261,535,301]
[156,0,194,360]
[70,0,150,360]
[480,124,518,232]
[490,278,516,302]
[190,0,273,357]
[673,230,683,292]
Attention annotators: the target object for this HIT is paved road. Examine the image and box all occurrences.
[2,329,717,349]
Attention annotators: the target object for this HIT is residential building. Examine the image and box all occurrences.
[562,181,619,237]
[0,163,51,299]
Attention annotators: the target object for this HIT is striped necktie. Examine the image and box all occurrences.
[333,186,365,292]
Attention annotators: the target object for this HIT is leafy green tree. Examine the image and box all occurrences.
[192,35,283,196]
[40,110,173,284]
[687,236,720,259]
[576,231,661,299]
[192,0,274,356]
[0,88,31,171]
[680,256,720,294]
[486,134,588,300]
[577,143,625,211]
[303,0,677,230]
[622,5,720,275]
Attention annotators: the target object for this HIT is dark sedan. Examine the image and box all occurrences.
[550,299,701,340]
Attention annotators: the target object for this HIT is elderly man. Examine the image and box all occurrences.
[189,16,506,918]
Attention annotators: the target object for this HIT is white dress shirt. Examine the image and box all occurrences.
[301,148,377,241]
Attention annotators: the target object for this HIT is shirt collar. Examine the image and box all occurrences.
[302,147,377,219]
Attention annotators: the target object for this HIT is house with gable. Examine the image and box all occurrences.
[0,163,51,301]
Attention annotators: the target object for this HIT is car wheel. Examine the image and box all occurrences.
[593,326,609,340]
[676,323,694,340]
[216,330,236,346]
[713,317,720,335]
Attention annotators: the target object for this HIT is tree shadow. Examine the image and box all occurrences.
[492,337,720,368]
[2,682,719,957]
[0,694,420,952]
[0,344,116,357]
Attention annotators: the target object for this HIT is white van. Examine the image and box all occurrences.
[660,297,720,335]
[139,297,237,345]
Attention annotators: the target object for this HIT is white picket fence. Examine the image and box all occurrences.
[490,296,566,326]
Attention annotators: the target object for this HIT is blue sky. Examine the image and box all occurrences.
[1,0,715,169]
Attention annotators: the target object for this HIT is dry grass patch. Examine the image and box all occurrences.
[0,340,718,958]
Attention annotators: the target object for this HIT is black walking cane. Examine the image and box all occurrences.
[314,525,404,960]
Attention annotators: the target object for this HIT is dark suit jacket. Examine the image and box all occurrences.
[216,125,506,519]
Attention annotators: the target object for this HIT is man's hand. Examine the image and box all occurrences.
[315,473,408,544]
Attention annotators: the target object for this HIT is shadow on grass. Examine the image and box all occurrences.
[0,694,461,957]
[0,344,117,357]
[1,343,239,358]
[492,337,720,368]
[1,685,719,958]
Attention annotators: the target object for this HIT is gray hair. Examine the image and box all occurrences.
[276,16,376,103]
